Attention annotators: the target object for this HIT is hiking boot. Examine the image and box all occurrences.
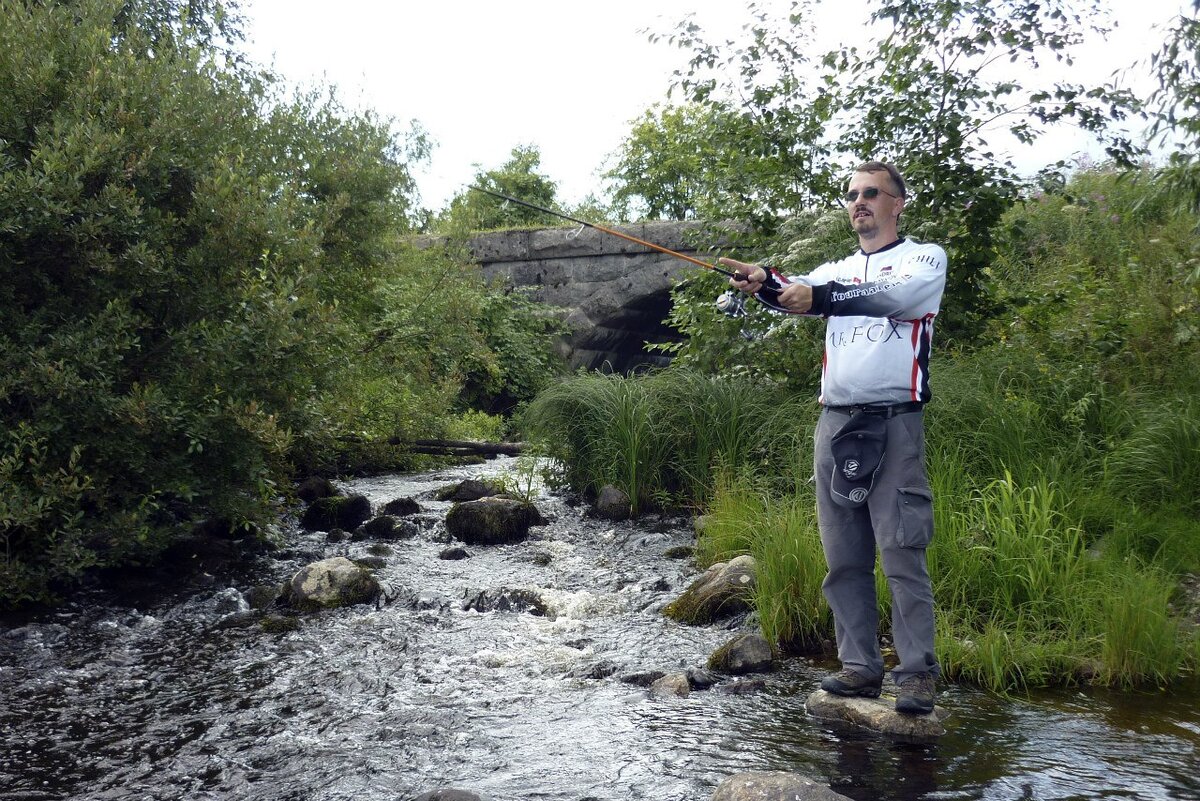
[895,672,937,715]
[820,668,883,698]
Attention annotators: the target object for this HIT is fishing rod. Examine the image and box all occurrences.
[468,185,749,280]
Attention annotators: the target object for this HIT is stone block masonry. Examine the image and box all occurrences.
[416,221,744,373]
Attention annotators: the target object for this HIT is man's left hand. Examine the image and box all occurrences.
[779,282,813,313]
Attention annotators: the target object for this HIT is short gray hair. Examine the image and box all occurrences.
[854,161,907,198]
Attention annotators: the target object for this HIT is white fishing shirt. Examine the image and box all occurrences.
[761,237,947,406]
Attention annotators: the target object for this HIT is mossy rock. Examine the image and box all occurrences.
[261,614,302,633]
[707,632,775,674]
[287,556,380,610]
[435,479,505,502]
[299,494,372,531]
[662,554,757,625]
[445,497,545,545]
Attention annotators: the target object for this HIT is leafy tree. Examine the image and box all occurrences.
[832,0,1144,340]
[624,0,1145,344]
[438,144,562,230]
[0,0,428,605]
[1149,3,1200,213]
[618,3,842,228]
[606,103,760,221]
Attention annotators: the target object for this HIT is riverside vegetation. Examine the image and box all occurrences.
[0,0,564,609]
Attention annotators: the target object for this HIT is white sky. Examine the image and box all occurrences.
[242,0,1192,213]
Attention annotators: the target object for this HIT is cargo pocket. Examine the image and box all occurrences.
[896,487,934,548]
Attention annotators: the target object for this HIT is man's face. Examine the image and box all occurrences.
[845,171,904,238]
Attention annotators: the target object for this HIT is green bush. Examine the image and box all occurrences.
[0,0,567,607]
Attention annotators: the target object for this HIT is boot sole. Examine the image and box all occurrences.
[822,685,882,699]
[895,698,935,714]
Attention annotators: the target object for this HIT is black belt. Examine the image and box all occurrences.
[823,401,925,419]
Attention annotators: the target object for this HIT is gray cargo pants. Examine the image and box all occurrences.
[814,406,939,683]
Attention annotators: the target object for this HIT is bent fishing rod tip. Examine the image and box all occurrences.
[467,185,745,279]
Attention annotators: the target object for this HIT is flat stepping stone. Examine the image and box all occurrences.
[805,688,950,738]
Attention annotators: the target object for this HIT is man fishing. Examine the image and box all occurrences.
[721,160,947,715]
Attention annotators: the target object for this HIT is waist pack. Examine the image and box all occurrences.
[829,412,888,508]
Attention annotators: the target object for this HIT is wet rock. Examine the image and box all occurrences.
[663,554,757,625]
[462,587,549,616]
[325,529,351,543]
[595,484,631,520]
[413,591,451,612]
[244,584,284,610]
[382,496,421,516]
[414,789,492,801]
[708,632,775,675]
[212,587,248,616]
[711,771,852,801]
[649,672,691,698]
[805,688,949,738]
[287,557,380,609]
[663,545,694,560]
[445,497,545,545]
[260,614,302,633]
[435,479,503,502]
[300,494,371,532]
[567,659,620,680]
[213,610,260,630]
[354,556,388,570]
[353,515,419,541]
[439,546,471,560]
[719,677,769,695]
[686,667,721,690]
[529,550,553,566]
[297,476,338,503]
[619,670,667,687]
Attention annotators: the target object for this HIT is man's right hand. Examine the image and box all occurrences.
[719,257,767,294]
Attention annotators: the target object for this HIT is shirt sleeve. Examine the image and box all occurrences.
[808,244,946,319]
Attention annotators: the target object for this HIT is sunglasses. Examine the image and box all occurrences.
[843,186,899,203]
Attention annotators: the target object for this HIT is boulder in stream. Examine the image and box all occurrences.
[445,497,545,545]
[296,476,338,503]
[594,484,631,520]
[649,672,691,698]
[287,557,380,610]
[353,515,419,541]
[707,632,775,675]
[805,688,950,738]
[299,494,372,532]
[382,496,422,516]
[461,587,548,616]
[711,771,852,801]
[663,554,757,625]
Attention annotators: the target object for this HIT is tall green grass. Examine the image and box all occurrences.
[522,359,1200,691]
[520,369,811,511]
[697,475,830,652]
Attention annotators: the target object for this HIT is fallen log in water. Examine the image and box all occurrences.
[399,439,525,457]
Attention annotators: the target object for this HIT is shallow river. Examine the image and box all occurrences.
[2,457,1198,801]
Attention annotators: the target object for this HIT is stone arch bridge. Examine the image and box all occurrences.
[417,221,743,373]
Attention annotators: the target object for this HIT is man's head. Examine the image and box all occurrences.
[845,161,906,245]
